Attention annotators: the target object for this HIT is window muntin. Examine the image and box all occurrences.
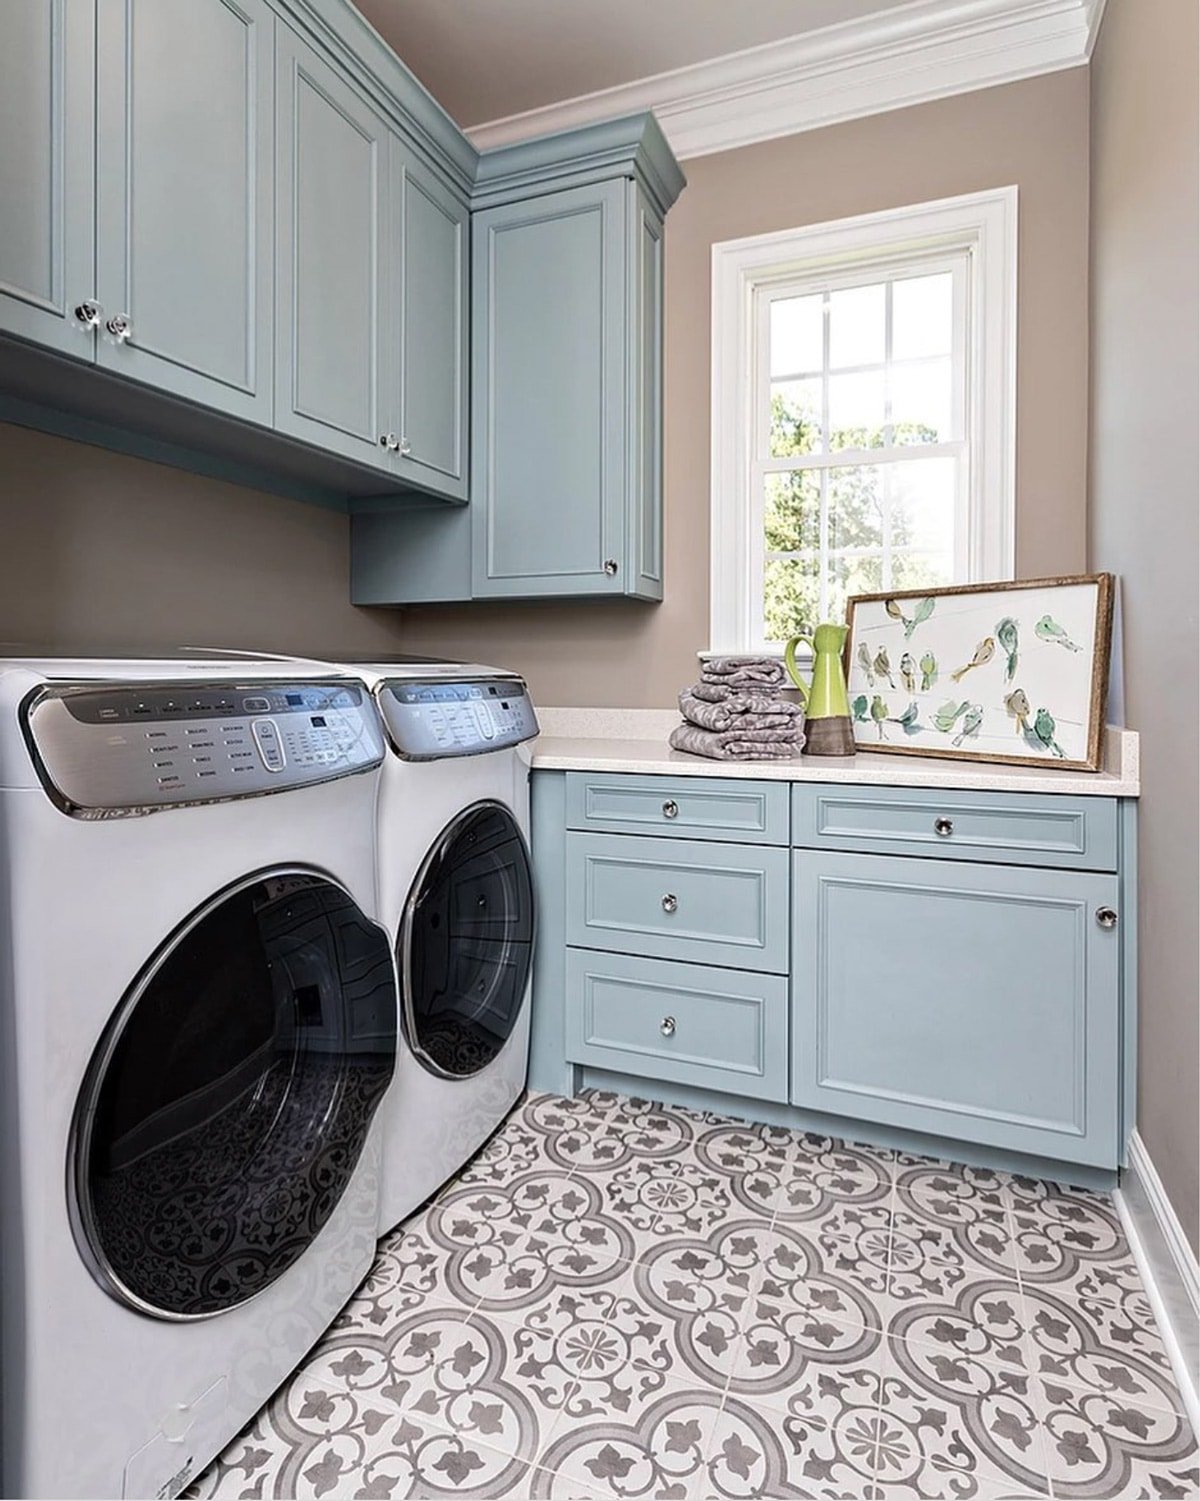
[755,256,969,643]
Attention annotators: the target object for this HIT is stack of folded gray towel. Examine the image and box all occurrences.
[669,656,806,760]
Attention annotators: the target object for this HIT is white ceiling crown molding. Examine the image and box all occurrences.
[466,0,1107,161]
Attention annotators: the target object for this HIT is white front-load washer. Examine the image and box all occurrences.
[0,656,396,1500]
[331,658,539,1235]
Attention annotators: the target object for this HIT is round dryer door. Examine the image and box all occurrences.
[400,802,534,1080]
[70,871,397,1319]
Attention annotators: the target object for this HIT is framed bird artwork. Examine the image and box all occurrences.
[843,573,1115,770]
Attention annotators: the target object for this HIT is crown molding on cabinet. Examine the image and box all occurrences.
[464,0,1108,161]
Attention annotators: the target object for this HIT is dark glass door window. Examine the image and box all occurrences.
[71,872,397,1319]
[401,803,533,1079]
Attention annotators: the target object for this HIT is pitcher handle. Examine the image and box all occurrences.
[784,635,813,707]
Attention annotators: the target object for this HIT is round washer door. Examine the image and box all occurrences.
[400,801,534,1080]
[70,871,397,1320]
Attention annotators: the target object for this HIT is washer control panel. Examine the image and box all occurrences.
[24,679,385,814]
[378,677,538,760]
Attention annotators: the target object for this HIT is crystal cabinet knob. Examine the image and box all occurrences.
[1095,907,1118,930]
[74,299,102,329]
[661,893,678,914]
[105,313,132,342]
[659,1016,676,1038]
[398,437,412,456]
[380,432,399,451]
[662,800,679,819]
[934,817,954,837]
[603,559,618,577]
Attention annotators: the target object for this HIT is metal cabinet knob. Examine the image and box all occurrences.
[661,893,678,914]
[105,313,132,342]
[659,1016,676,1037]
[74,299,102,329]
[662,799,679,819]
[934,816,954,837]
[603,559,618,576]
[1095,906,1118,930]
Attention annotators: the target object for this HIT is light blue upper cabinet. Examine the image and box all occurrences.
[389,141,468,500]
[350,113,684,603]
[273,22,391,470]
[791,848,1121,1168]
[93,0,274,422]
[0,0,96,359]
[472,179,627,597]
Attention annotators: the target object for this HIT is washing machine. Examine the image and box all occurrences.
[0,655,396,1500]
[330,658,539,1234]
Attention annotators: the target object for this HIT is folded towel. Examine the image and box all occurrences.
[688,681,800,710]
[700,655,787,690]
[669,721,804,760]
[679,688,803,734]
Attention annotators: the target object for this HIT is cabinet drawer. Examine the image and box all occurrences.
[566,773,789,844]
[565,832,789,972]
[566,949,789,1103]
[792,850,1121,1167]
[791,784,1118,871]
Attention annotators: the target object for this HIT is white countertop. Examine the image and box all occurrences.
[529,710,1140,797]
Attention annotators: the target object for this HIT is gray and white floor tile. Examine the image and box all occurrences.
[190,1089,1197,1500]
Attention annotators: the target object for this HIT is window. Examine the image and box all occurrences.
[711,189,1016,653]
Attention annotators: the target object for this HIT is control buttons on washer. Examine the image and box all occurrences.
[472,704,496,740]
[243,696,270,713]
[251,718,285,771]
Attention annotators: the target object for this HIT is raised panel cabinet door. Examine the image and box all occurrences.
[792,850,1122,1168]
[274,23,390,469]
[94,0,273,420]
[472,181,627,597]
[0,0,96,358]
[390,141,467,500]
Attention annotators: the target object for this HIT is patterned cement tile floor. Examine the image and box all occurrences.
[190,1089,1197,1500]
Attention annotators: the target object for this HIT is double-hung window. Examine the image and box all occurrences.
[711,189,1017,653]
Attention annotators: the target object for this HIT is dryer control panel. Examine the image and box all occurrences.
[24,679,385,815]
[378,677,538,760]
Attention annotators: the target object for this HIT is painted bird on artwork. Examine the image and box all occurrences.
[933,699,971,733]
[1004,688,1031,736]
[950,637,995,682]
[874,646,896,688]
[1033,707,1066,759]
[952,704,984,746]
[857,642,875,686]
[996,617,1019,682]
[870,695,889,739]
[1035,615,1082,652]
[899,653,917,694]
[919,651,938,691]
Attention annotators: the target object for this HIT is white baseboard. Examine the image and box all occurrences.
[1113,1130,1200,1431]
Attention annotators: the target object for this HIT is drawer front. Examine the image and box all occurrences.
[791,784,1118,871]
[565,833,790,972]
[566,772,789,845]
[792,850,1121,1167]
[566,949,789,1102]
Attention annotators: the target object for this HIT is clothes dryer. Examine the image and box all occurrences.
[0,657,394,1499]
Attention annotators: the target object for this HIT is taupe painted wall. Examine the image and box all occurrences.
[1089,0,1199,1250]
[0,423,407,658]
[399,70,1092,706]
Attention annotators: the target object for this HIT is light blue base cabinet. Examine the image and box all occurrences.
[531,769,1137,1187]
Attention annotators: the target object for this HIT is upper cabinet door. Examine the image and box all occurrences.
[472,181,628,598]
[274,24,390,471]
[0,0,96,359]
[94,0,274,421]
[390,142,468,500]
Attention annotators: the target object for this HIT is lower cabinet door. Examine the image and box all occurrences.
[566,949,789,1103]
[792,850,1121,1167]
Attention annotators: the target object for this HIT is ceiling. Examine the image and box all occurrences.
[351,0,919,128]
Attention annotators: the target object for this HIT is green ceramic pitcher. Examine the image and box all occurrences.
[785,622,851,716]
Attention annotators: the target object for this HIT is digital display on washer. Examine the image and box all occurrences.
[377,677,538,760]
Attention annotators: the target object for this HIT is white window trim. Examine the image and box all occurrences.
[709,187,1017,654]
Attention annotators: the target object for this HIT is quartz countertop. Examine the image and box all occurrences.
[529,710,1140,797]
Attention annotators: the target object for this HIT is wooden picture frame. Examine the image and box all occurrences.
[843,574,1115,770]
